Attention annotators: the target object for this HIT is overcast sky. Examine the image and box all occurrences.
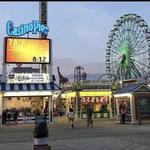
[0,2,150,79]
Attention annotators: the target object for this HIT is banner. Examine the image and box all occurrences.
[7,73,50,83]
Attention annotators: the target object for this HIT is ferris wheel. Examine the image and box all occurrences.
[106,13,150,81]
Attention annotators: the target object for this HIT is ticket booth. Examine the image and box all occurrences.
[114,83,150,123]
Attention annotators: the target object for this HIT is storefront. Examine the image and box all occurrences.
[114,83,150,123]
[0,20,58,125]
[64,90,112,119]
[0,82,60,124]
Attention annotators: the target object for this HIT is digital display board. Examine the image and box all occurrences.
[5,37,50,64]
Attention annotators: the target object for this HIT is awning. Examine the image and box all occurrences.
[0,82,60,94]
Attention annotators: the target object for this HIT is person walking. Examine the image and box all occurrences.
[86,103,93,128]
[2,110,7,124]
[14,109,19,124]
[119,103,123,124]
[120,105,127,124]
[67,108,75,129]
[7,110,12,124]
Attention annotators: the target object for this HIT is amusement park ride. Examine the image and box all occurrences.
[105,13,150,82]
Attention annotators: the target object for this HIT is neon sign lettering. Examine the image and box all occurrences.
[6,20,49,36]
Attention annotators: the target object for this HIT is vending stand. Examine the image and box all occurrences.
[0,82,60,125]
[114,83,150,124]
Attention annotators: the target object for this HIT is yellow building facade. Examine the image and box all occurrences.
[62,90,113,118]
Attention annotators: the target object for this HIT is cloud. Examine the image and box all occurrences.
[73,6,114,39]
[0,3,113,78]
[83,62,105,74]
[51,4,114,63]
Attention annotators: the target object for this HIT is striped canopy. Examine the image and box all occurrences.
[0,82,60,92]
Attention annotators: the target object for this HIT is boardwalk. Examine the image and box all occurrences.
[0,118,150,150]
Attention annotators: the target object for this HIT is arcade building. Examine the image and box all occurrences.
[53,80,113,119]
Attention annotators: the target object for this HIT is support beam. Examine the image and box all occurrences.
[39,1,48,74]
[49,96,53,123]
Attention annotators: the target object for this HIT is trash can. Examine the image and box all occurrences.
[33,114,51,149]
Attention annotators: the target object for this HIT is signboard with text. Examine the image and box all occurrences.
[7,73,50,83]
[6,20,49,36]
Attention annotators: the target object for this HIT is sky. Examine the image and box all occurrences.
[0,2,150,80]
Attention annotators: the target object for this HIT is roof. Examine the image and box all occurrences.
[0,82,60,92]
[116,83,150,94]
[12,67,40,73]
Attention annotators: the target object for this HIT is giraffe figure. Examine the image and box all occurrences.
[57,66,69,86]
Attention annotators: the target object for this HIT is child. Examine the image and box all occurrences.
[120,106,127,124]
[67,108,75,128]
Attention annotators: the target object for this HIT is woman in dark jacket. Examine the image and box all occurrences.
[86,103,93,127]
